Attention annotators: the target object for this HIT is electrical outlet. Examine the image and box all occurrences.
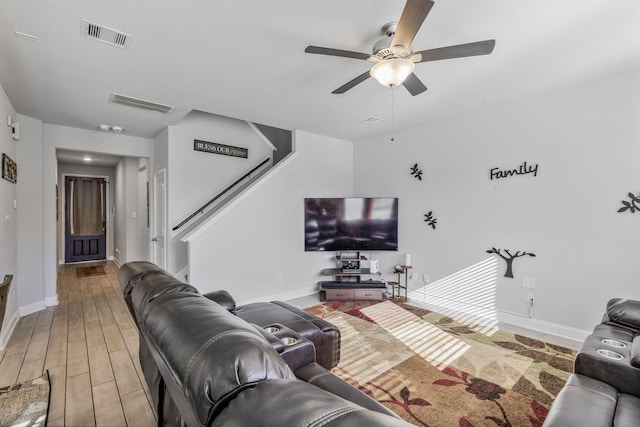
[423,273,430,283]
[409,272,417,280]
[276,273,283,283]
[526,292,535,303]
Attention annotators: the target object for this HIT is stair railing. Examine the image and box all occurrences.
[172,157,271,232]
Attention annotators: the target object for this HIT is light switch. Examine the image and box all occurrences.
[132,211,137,218]
[522,277,536,289]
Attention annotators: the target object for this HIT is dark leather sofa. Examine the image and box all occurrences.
[118,261,413,426]
[543,298,640,426]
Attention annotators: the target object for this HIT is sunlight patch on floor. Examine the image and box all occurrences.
[360,301,471,370]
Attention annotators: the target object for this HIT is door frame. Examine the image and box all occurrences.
[61,173,111,263]
[152,169,167,269]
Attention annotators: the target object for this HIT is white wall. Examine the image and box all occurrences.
[114,157,147,264]
[16,114,45,316]
[0,85,18,348]
[354,69,640,334]
[189,130,354,304]
[159,111,273,275]
[39,125,152,308]
[137,158,150,262]
[57,163,115,262]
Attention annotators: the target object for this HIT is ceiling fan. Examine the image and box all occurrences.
[305,0,495,96]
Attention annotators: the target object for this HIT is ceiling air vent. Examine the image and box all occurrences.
[81,19,131,49]
[109,93,175,114]
[361,116,383,125]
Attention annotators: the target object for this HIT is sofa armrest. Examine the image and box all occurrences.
[271,301,341,368]
[203,290,236,312]
[295,363,399,419]
[575,334,640,396]
[632,336,640,369]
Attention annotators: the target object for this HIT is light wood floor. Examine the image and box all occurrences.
[0,261,156,426]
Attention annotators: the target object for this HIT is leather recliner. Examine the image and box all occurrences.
[543,298,640,427]
[118,261,413,426]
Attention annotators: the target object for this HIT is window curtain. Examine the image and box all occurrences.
[70,178,105,236]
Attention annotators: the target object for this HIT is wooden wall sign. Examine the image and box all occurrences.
[487,248,535,278]
[194,140,248,159]
[618,192,639,214]
[490,162,538,180]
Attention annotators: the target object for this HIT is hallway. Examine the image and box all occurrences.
[0,261,155,426]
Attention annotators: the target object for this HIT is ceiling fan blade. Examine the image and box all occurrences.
[414,39,496,63]
[305,46,371,60]
[402,73,427,96]
[332,71,371,94]
[392,0,434,49]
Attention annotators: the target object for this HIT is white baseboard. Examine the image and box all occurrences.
[237,285,318,306]
[0,310,20,350]
[19,300,47,317]
[45,295,59,307]
[497,310,590,343]
[407,291,589,345]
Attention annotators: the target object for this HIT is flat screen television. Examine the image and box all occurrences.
[304,197,398,252]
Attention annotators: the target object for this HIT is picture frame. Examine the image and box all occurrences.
[2,154,16,183]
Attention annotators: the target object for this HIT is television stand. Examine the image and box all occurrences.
[319,252,387,301]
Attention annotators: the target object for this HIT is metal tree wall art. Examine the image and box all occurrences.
[424,211,437,229]
[410,163,423,181]
[486,248,536,278]
[618,192,640,213]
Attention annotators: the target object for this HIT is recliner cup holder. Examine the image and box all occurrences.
[601,338,626,348]
[264,326,280,334]
[596,349,624,360]
[281,337,298,346]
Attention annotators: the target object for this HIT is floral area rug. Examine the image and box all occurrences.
[305,301,575,427]
[0,371,50,427]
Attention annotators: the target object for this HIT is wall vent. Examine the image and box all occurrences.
[361,116,383,125]
[81,19,131,49]
[109,93,175,114]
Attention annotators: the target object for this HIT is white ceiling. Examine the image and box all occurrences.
[0,0,639,145]
[57,149,122,168]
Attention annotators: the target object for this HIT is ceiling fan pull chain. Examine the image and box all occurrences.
[390,87,395,142]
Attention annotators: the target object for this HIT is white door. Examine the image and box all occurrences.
[152,169,167,269]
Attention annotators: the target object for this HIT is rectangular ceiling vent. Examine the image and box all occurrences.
[361,116,383,125]
[81,19,131,49]
[109,93,175,114]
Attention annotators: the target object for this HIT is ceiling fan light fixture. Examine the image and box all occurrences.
[370,58,415,88]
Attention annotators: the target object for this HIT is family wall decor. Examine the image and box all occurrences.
[2,154,16,183]
[486,248,536,278]
[490,161,539,180]
[618,192,640,214]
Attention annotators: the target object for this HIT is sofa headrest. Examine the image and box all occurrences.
[606,298,640,330]
[142,293,295,425]
[128,269,199,323]
[118,261,165,292]
[118,262,175,321]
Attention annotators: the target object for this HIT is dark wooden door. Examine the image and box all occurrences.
[65,176,107,263]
